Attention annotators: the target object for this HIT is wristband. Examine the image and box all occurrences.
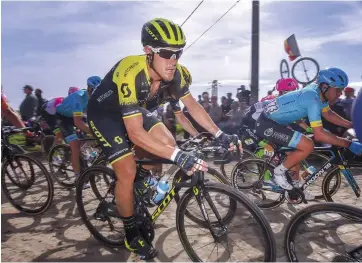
[215,130,223,138]
[170,148,181,161]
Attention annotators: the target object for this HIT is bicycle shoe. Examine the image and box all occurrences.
[125,236,158,260]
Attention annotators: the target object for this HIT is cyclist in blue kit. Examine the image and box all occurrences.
[243,67,362,190]
[56,86,91,181]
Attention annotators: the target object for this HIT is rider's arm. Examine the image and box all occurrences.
[169,99,198,137]
[72,93,90,134]
[312,126,351,147]
[295,120,311,132]
[174,111,198,137]
[123,114,175,160]
[73,116,90,134]
[2,107,26,128]
[181,94,219,136]
[322,108,353,129]
[305,92,350,147]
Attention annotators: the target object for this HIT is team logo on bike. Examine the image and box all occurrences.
[264,128,273,137]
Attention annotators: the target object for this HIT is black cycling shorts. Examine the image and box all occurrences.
[56,114,78,143]
[255,113,303,148]
[87,107,161,164]
[42,112,61,134]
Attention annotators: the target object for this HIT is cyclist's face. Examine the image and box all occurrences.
[327,87,343,104]
[153,51,179,82]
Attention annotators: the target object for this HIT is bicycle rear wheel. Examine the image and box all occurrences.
[1,154,54,215]
[176,182,276,262]
[231,158,285,209]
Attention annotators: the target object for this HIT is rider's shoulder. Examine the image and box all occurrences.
[300,83,320,99]
[177,63,192,86]
[113,55,147,79]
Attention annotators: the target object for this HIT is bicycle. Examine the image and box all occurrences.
[230,144,361,209]
[48,133,106,188]
[177,131,255,180]
[230,127,332,199]
[284,203,362,262]
[1,126,54,215]
[279,56,319,86]
[75,137,277,262]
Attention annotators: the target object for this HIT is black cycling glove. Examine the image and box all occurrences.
[172,149,208,175]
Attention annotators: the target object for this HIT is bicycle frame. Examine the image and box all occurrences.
[301,147,361,198]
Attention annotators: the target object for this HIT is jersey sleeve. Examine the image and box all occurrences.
[178,64,192,99]
[72,94,85,117]
[321,101,330,113]
[304,90,325,128]
[112,61,142,119]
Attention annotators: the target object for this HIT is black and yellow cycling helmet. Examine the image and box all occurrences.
[141,18,186,48]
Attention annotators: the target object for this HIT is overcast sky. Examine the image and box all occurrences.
[2,1,362,108]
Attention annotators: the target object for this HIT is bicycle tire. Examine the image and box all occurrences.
[48,144,85,188]
[89,156,113,201]
[300,152,333,199]
[291,57,319,85]
[231,158,285,209]
[76,165,124,248]
[280,58,290,78]
[322,166,349,203]
[219,149,255,179]
[173,168,231,225]
[176,182,277,262]
[284,203,362,262]
[1,154,54,215]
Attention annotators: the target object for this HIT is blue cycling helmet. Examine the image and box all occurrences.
[87,76,102,89]
[317,67,348,89]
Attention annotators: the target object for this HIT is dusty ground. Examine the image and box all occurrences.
[1,156,362,262]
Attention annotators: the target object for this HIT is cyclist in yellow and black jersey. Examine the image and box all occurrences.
[87,18,240,260]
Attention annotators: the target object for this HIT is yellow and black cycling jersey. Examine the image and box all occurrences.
[88,55,192,117]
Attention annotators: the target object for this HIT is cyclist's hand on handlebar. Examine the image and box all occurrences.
[215,131,242,152]
[172,149,208,176]
[349,141,362,156]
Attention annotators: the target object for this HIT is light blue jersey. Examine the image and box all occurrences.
[264,83,330,128]
[56,90,88,118]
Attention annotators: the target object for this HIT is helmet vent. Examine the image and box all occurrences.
[156,20,171,39]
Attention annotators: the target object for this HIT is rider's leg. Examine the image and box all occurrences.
[69,139,81,174]
[274,136,314,189]
[87,110,157,259]
[255,114,315,190]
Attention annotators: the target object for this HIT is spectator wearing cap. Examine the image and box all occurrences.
[19,85,38,121]
[35,88,47,116]
[208,96,222,124]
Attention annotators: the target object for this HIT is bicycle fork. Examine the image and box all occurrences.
[193,186,228,242]
[339,165,361,198]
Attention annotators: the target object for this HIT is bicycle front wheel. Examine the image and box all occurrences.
[1,154,54,215]
[285,203,362,262]
[176,182,276,262]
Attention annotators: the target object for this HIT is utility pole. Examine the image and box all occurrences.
[250,0,260,103]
